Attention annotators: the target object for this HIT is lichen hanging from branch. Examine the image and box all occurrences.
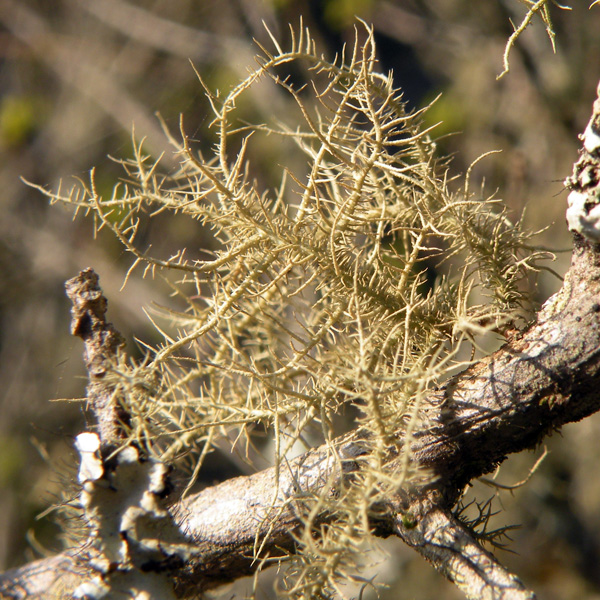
[29,21,550,597]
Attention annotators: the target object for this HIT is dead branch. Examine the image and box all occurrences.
[65,268,127,447]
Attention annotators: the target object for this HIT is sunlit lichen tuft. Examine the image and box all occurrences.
[32,22,550,598]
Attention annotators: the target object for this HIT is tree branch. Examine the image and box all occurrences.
[3,85,600,600]
[391,494,535,600]
[65,267,127,447]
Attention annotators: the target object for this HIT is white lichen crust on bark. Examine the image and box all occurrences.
[74,433,183,600]
[73,429,221,600]
[565,82,600,241]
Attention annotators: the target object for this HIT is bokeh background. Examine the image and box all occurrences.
[0,1,599,598]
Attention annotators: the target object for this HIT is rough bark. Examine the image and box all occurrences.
[413,233,600,503]
[3,86,600,600]
[65,267,127,447]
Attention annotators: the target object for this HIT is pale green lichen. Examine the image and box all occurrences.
[36,22,550,599]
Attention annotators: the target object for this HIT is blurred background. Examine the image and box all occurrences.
[0,1,599,598]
